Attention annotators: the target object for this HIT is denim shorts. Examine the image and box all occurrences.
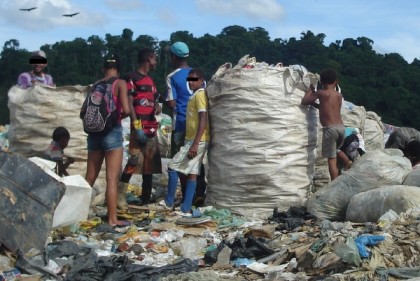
[87,125,123,152]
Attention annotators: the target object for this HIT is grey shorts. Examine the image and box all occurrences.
[169,140,208,175]
[322,125,345,158]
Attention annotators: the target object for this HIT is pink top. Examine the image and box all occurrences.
[110,78,123,124]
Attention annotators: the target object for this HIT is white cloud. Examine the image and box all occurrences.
[157,8,178,26]
[195,0,285,21]
[377,33,420,63]
[0,0,105,31]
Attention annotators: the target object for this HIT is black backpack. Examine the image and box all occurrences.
[80,77,119,135]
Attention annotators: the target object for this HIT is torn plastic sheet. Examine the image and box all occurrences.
[376,266,420,279]
[64,249,198,281]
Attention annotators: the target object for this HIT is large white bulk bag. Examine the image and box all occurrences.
[205,57,319,218]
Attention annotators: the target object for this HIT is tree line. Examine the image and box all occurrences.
[1,26,419,130]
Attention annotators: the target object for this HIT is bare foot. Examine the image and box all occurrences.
[108,219,131,227]
[345,161,353,170]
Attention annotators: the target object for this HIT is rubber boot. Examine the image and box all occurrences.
[117,182,129,211]
[193,165,207,207]
[176,172,187,207]
[181,180,197,213]
[141,175,153,205]
[165,170,178,207]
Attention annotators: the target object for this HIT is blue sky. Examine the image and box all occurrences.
[0,0,419,63]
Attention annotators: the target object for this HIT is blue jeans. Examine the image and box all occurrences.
[87,125,123,152]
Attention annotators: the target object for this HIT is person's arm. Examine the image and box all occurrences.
[47,74,55,87]
[117,79,131,117]
[166,75,177,109]
[17,73,31,89]
[128,95,137,122]
[188,91,208,159]
[188,111,207,159]
[56,158,73,177]
[301,86,319,106]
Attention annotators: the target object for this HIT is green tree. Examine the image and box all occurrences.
[0,26,419,130]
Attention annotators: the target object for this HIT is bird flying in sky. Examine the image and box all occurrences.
[19,7,37,12]
[62,12,80,17]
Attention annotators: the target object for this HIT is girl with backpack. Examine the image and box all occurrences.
[82,54,131,227]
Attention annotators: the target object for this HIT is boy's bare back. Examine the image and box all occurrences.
[316,88,343,127]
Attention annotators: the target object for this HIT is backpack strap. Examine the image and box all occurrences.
[93,77,119,96]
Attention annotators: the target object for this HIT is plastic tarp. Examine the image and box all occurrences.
[306,149,412,221]
[364,111,385,151]
[402,169,420,187]
[385,127,420,151]
[0,152,65,255]
[346,185,420,222]
[205,56,319,219]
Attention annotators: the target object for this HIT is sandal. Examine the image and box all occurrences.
[110,220,131,228]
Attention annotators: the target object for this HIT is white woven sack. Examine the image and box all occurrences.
[206,58,319,219]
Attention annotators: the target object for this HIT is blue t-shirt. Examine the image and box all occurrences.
[166,67,192,132]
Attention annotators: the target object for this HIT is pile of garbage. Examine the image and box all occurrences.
[1,194,420,280]
[1,147,420,280]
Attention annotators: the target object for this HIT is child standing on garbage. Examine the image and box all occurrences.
[44,126,74,177]
[166,41,207,207]
[160,68,210,215]
[301,68,345,180]
[117,48,162,210]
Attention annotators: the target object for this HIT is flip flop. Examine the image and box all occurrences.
[111,220,131,228]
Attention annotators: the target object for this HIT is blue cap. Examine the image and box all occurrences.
[170,42,189,58]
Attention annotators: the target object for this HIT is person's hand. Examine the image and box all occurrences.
[188,143,199,159]
[135,129,148,145]
[155,103,162,115]
[67,157,75,164]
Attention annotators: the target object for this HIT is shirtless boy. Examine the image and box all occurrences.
[301,68,345,180]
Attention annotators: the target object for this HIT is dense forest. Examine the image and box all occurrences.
[1,26,419,130]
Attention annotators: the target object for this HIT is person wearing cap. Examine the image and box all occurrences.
[165,41,207,207]
[17,50,54,89]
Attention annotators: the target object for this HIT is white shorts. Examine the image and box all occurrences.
[168,140,209,175]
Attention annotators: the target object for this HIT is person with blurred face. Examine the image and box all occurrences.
[165,41,207,207]
[17,50,54,89]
